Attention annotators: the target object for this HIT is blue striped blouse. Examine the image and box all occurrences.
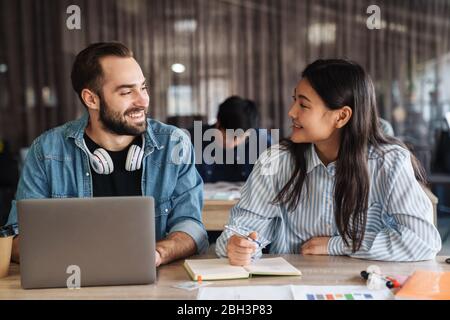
[215,143,442,261]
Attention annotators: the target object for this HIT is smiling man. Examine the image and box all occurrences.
[5,42,208,265]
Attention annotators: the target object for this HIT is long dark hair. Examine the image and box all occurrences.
[273,59,426,253]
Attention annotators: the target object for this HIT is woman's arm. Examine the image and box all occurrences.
[328,151,442,261]
[215,148,286,259]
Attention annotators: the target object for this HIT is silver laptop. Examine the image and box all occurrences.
[17,196,156,289]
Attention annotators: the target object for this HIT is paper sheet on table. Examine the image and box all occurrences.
[203,182,244,200]
[197,285,295,300]
[197,285,394,300]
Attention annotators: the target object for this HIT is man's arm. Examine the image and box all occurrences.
[6,138,49,264]
[155,231,197,266]
[11,236,20,263]
[162,129,209,260]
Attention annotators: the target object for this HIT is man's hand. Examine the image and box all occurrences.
[155,250,161,267]
[155,232,196,266]
[301,237,331,255]
[226,231,258,266]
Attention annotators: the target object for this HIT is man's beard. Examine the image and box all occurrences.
[98,98,148,136]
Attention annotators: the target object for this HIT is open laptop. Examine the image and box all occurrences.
[17,196,156,289]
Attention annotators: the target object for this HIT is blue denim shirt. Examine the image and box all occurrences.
[6,112,209,254]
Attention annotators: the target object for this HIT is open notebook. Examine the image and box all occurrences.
[184,257,302,281]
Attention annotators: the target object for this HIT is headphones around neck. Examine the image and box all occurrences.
[83,135,145,175]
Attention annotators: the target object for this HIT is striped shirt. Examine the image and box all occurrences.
[215,143,442,261]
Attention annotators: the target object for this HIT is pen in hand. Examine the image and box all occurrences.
[224,225,264,248]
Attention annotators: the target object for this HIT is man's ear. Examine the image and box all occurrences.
[81,89,100,111]
[335,106,352,129]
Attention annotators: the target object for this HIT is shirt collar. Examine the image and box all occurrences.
[306,144,322,174]
[306,144,336,176]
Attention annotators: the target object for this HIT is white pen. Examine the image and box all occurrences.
[224,225,264,247]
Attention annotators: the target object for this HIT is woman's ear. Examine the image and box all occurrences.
[81,89,100,111]
[335,106,352,128]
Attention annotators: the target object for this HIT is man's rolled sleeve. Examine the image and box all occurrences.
[169,219,209,254]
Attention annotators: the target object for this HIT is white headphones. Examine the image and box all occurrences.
[83,135,145,175]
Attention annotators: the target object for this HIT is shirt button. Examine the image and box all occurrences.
[165,209,169,213]
[86,172,90,176]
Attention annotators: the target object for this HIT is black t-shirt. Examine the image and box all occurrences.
[84,134,143,197]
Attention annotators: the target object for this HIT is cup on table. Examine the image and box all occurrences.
[0,225,15,278]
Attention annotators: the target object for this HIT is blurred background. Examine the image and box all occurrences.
[0,0,449,251]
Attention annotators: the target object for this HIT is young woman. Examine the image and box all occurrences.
[216,59,441,264]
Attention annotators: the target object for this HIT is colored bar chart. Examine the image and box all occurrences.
[306,292,374,300]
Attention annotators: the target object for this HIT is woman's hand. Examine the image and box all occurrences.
[227,231,258,266]
[301,237,331,255]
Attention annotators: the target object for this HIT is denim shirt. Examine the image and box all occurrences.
[6,112,209,254]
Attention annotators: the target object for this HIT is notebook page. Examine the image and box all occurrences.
[244,257,302,276]
[184,259,249,280]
